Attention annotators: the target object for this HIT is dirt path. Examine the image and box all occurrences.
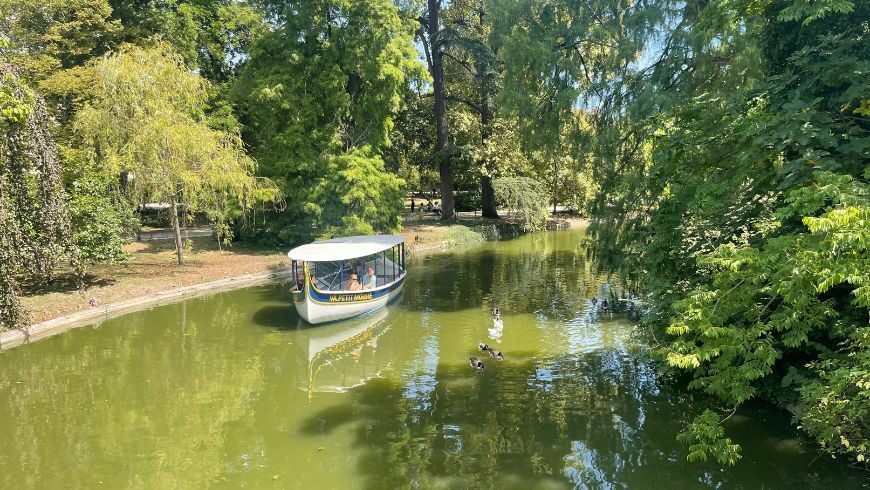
[19,237,289,324]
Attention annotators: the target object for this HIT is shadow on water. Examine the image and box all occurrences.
[251,304,302,330]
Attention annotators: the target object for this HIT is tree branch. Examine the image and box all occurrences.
[420,92,482,112]
[442,51,476,77]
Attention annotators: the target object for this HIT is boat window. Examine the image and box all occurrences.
[292,260,303,291]
[311,261,347,291]
[305,244,404,293]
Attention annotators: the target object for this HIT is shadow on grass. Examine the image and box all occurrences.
[20,273,116,296]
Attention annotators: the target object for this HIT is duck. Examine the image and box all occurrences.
[469,357,485,370]
[487,347,504,360]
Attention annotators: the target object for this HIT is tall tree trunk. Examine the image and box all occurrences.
[553,156,558,213]
[477,4,498,219]
[480,104,498,218]
[170,193,184,265]
[428,0,454,220]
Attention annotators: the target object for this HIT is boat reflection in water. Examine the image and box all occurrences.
[292,306,393,399]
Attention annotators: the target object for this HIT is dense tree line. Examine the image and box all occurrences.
[553,0,867,465]
[0,0,866,467]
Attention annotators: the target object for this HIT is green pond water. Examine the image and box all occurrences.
[1,229,867,489]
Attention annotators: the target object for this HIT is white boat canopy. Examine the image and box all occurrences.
[287,235,405,262]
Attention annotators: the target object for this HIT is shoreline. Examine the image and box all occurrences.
[1,269,294,351]
[2,218,588,352]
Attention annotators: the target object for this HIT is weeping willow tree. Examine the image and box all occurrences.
[74,44,280,265]
[493,177,549,232]
[0,66,78,331]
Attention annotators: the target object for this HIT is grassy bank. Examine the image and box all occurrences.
[400,216,524,253]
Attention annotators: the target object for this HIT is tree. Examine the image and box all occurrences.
[0,66,78,330]
[440,0,500,218]
[74,44,275,265]
[420,0,456,220]
[107,0,265,82]
[306,148,405,238]
[0,0,120,83]
[493,177,548,231]
[232,0,422,242]
[579,0,869,465]
[487,0,597,213]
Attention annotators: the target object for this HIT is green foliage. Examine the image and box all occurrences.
[778,0,854,25]
[493,177,549,231]
[577,0,869,465]
[108,0,265,81]
[305,148,405,239]
[799,329,870,463]
[232,0,422,242]
[0,67,78,330]
[74,44,277,263]
[0,0,120,82]
[68,176,136,264]
[677,410,742,465]
[440,222,522,247]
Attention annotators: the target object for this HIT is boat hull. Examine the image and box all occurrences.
[292,275,404,324]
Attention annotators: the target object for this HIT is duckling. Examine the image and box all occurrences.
[487,347,504,360]
[469,357,485,370]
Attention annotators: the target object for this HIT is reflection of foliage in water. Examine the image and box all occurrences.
[300,351,687,489]
[0,295,265,488]
[405,231,616,321]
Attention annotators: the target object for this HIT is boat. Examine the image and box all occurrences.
[287,235,406,324]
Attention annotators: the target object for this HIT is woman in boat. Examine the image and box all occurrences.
[345,273,361,291]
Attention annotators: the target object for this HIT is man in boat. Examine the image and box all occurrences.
[296,273,305,291]
[345,273,361,291]
[363,267,377,289]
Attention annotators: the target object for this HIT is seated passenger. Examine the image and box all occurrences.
[345,273,361,291]
[363,267,377,289]
[296,273,305,291]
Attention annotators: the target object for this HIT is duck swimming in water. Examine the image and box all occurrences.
[478,343,504,360]
[469,357,485,370]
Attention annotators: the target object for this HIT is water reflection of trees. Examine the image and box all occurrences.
[404,232,615,321]
[0,294,266,489]
[298,349,695,489]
